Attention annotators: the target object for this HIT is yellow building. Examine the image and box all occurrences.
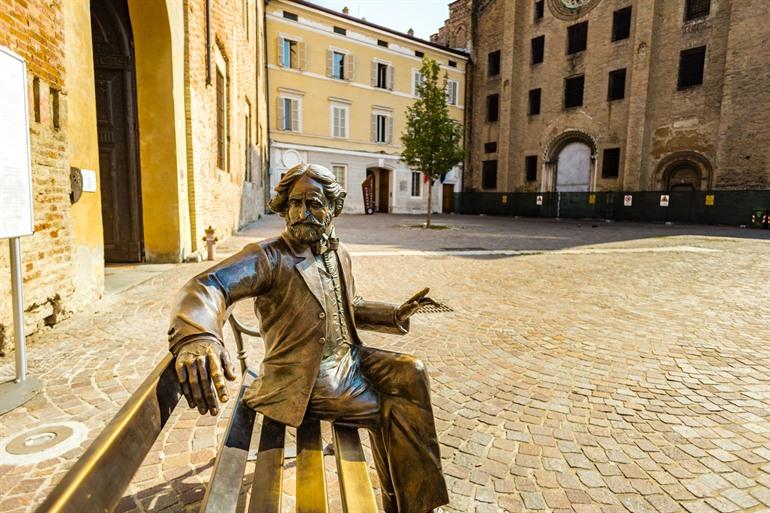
[266,0,468,214]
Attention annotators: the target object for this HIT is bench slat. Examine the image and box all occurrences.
[199,368,258,513]
[34,353,181,513]
[332,425,379,513]
[248,417,286,513]
[296,419,329,513]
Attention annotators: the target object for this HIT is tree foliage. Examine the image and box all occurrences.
[401,58,464,226]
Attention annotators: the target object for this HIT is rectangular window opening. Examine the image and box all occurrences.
[334,26,346,35]
[486,93,499,122]
[376,62,389,89]
[535,0,545,21]
[32,77,41,123]
[612,6,632,42]
[567,21,588,54]
[448,60,457,68]
[529,88,542,116]
[415,50,425,58]
[411,171,421,197]
[281,38,299,69]
[332,165,347,188]
[332,105,347,138]
[482,160,498,190]
[374,114,390,143]
[50,88,60,129]
[446,80,459,106]
[488,50,501,77]
[607,68,626,101]
[525,155,538,182]
[531,35,545,64]
[564,74,585,109]
[602,148,621,178]
[378,39,389,47]
[484,142,497,154]
[283,10,298,21]
[678,46,706,89]
[216,69,226,169]
[333,51,346,79]
[685,0,710,21]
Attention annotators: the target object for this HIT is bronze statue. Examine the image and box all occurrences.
[168,164,449,513]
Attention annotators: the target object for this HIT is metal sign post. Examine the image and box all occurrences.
[0,46,42,414]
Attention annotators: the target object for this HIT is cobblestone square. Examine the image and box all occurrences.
[1,214,770,513]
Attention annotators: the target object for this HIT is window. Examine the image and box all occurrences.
[607,68,626,101]
[243,0,249,39]
[446,79,459,106]
[484,142,497,153]
[531,35,545,64]
[525,155,538,182]
[413,70,425,96]
[488,50,501,77]
[278,96,300,132]
[602,148,621,178]
[612,7,632,42]
[50,87,60,129]
[486,94,499,122]
[373,62,393,90]
[279,37,303,69]
[564,75,584,108]
[373,113,392,144]
[529,88,541,115]
[32,77,40,122]
[685,0,710,21]
[215,59,229,171]
[415,50,424,58]
[535,0,545,20]
[332,164,347,189]
[283,10,298,21]
[678,46,706,89]
[448,60,457,68]
[331,103,348,138]
[378,39,389,48]
[244,100,252,181]
[567,21,588,54]
[333,51,346,79]
[334,26,346,35]
[482,160,497,189]
[411,172,421,197]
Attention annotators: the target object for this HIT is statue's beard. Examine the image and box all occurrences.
[287,217,330,243]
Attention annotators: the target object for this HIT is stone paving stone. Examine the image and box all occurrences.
[1,215,770,513]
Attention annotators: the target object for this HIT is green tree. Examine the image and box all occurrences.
[401,58,464,228]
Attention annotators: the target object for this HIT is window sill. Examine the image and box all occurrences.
[676,84,703,92]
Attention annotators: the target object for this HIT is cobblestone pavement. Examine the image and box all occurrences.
[2,215,770,513]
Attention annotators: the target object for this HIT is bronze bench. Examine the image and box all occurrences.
[35,313,379,513]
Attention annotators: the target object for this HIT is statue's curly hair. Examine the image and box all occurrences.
[268,164,347,217]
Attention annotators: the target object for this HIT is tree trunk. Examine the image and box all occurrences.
[426,177,433,228]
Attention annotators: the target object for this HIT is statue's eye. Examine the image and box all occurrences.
[289,198,301,206]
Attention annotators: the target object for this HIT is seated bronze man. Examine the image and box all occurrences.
[168,163,449,513]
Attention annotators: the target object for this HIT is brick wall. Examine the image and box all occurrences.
[0,0,75,352]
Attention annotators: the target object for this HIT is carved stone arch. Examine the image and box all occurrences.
[542,129,598,192]
[655,151,713,191]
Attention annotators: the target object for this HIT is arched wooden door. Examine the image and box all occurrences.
[91,0,143,262]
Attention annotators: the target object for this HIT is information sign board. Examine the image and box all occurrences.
[0,47,33,239]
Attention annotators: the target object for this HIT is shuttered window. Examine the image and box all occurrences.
[331,104,347,138]
[278,97,300,132]
[372,62,393,90]
[278,37,304,69]
[446,80,459,106]
[372,113,392,144]
[332,165,347,189]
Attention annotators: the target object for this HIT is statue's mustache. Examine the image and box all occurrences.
[290,217,324,226]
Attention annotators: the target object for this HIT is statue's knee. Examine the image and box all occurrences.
[404,356,429,383]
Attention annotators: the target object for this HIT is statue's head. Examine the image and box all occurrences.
[269,164,346,243]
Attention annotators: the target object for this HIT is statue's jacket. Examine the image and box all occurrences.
[168,233,407,427]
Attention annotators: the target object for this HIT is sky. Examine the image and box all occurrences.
[311,0,451,40]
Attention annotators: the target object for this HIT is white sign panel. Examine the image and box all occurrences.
[536,195,543,206]
[659,194,670,207]
[623,194,633,207]
[0,47,33,239]
[81,169,97,193]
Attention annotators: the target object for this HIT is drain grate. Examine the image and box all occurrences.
[0,421,88,465]
[417,301,454,314]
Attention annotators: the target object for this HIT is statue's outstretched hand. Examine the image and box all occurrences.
[396,287,437,323]
[174,339,237,415]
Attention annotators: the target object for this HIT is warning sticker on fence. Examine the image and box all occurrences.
[623,195,633,207]
[705,195,715,206]
[536,195,543,206]
[659,195,670,207]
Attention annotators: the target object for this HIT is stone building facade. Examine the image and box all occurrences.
[435,0,770,195]
[0,0,269,351]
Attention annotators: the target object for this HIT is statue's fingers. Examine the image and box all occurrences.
[196,357,218,416]
[180,380,195,408]
[406,287,430,304]
[187,360,207,415]
[221,350,237,382]
[175,360,195,407]
[207,353,229,403]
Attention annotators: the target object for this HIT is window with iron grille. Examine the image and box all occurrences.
[602,148,621,178]
[484,142,497,154]
[535,0,545,21]
[685,0,710,21]
[488,50,501,77]
[486,94,499,122]
[482,160,497,189]
[567,21,588,54]
[612,7,632,42]
[678,46,706,89]
[529,88,541,115]
[525,155,538,182]
[531,35,545,64]
[607,68,626,101]
[564,75,584,108]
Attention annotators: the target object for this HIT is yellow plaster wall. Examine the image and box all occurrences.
[63,0,104,299]
[128,0,191,262]
[267,1,467,153]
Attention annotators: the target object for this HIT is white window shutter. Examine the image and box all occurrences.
[387,65,395,90]
[346,55,356,81]
[326,49,333,77]
[277,98,285,130]
[371,114,377,142]
[291,100,299,131]
[277,37,285,67]
[370,61,377,87]
[386,116,393,144]
[298,42,306,70]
